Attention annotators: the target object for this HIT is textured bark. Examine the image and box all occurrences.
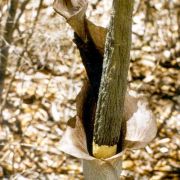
[0,0,18,102]
[94,0,134,146]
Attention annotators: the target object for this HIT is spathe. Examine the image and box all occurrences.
[59,81,157,179]
[53,0,106,53]
[53,0,88,41]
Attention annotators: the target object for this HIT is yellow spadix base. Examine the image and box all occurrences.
[92,142,117,159]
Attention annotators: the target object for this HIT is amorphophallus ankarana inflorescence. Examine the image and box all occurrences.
[53,0,157,179]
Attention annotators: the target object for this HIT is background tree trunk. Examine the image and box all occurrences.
[0,0,18,102]
[93,0,134,151]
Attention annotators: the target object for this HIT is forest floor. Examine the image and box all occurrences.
[0,0,179,179]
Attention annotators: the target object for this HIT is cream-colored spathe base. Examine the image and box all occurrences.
[92,142,117,159]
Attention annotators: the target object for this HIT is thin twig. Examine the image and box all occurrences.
[13,0,30,32]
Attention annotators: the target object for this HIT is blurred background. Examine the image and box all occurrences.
[0,0,179,179]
